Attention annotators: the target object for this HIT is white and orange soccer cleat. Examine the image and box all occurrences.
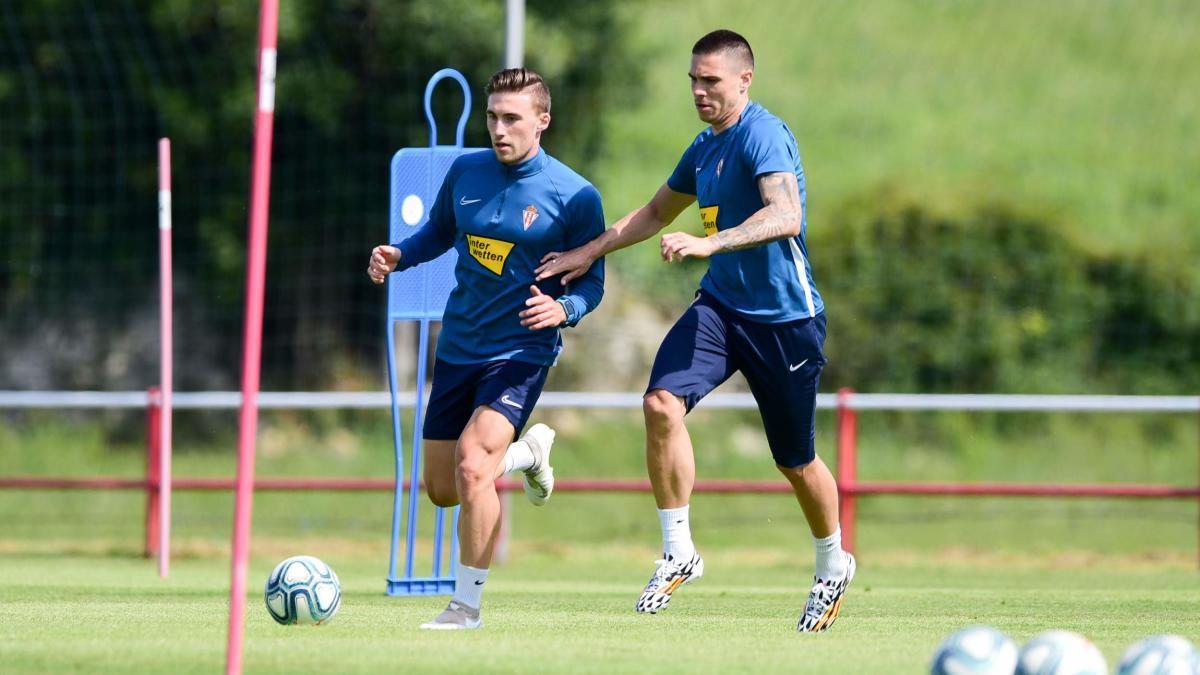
[797,552,856,633]
[635,551,704,613]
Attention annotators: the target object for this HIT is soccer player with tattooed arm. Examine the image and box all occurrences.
[368,67,605,630]
[536,29,854,632]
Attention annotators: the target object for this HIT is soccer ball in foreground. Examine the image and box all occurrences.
[930,625,1019,674]
[1117,635,1196,675]
[1017,630,1107,675]
[264,555,342,625]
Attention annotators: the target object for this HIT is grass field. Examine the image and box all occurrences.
[3,408,1200,671]
[3,545,1200,674]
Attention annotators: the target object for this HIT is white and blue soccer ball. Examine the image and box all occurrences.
[930,625,1019,674]
[264,555,342,625]
[1117,635,1196,675]
[1017,630,1107,675]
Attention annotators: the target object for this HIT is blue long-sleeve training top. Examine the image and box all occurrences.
[393,148,605,366]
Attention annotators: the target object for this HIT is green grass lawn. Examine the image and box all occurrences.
[3,409,1199,672]
[2,546,1199,674]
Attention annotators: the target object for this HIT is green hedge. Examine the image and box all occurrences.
[811,185,1198,394]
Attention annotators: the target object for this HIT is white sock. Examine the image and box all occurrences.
[814,528,848,580]
[657,505,695,560]
[452,562,488,610]
[501,440,535,474]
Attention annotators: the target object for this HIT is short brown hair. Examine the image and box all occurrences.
[692,29,755,70]
[486,67,551,114]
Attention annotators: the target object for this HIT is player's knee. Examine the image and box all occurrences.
[775,454,822,485]
[643,389,684,428]
[426,483,459,508]
[454,448,494,496]
[425,470,459,508]
[423,460,459,507]
[776,459,812,480]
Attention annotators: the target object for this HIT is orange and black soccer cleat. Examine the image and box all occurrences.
[797,552,856,633]
[635,551,704,613]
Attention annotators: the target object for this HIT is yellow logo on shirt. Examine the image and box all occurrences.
[699,205,719,237]
[466,234,515,276]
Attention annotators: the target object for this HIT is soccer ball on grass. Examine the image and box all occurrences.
[264,555,341,625]
[930,625,1019,674]
[1116,634,1196,675]
[1016,630,1106,675]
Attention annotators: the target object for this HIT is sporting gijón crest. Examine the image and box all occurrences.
[522,204,539,230]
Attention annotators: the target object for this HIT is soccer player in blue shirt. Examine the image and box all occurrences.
[367,68,605,630]
[537,30,853,632]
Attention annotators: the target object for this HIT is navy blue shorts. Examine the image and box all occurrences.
[422,359,549,441]
[646,291,827,468]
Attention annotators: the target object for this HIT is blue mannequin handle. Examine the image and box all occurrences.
[423,68,471,148]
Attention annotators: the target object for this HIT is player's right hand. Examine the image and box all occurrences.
[368,245,400,284]
[535,245,595,285]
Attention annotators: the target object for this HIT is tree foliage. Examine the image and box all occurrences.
[0,0,644,389]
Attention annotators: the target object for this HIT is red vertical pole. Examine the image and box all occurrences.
[226,2,278,673]
[836,387,858,555]
[158,138,174,578]
[144,387,162,558]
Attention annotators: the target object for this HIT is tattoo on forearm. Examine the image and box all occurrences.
[712,172,801,253]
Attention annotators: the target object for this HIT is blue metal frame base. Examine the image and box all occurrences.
[386,576,458,596]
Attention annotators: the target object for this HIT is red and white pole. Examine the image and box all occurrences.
[226,2,278,673]
[157,138,173,578]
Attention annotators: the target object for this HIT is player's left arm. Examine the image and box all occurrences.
[660,171,801,262]
[715,171,802,251]
[521,185,606,330]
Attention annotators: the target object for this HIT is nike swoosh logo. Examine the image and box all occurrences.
[473,580,485,585]
[789,359,808,372]
[459,196,482,205]
[500,395,523,410]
